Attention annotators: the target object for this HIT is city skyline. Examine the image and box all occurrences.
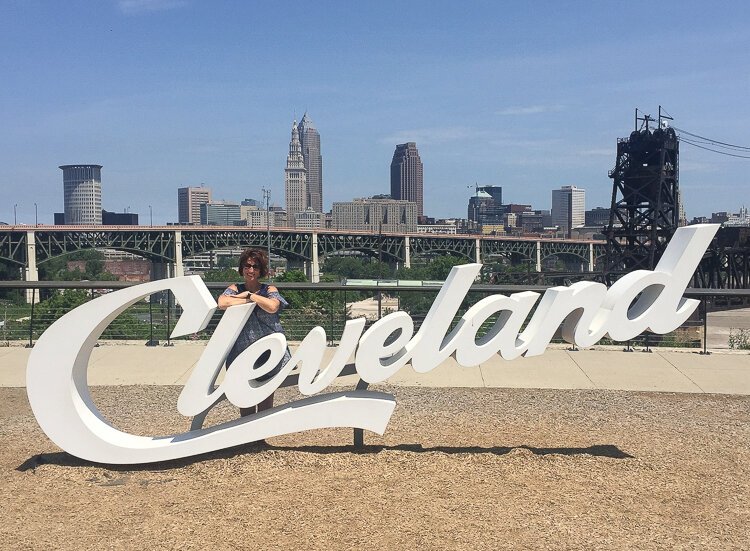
[12,113,748,231]
[2,2,749,225]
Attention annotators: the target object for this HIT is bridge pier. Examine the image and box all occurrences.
[589,242,594,271]
[536,241,542,272]
[24,231,39,304]
[311,233,320,283]
[404,236,411,269]
[475,238,481,264]
[174,230,184,277]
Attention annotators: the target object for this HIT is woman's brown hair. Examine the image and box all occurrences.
[237,248,269,278]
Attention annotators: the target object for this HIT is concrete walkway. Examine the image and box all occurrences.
[2,343,749,395]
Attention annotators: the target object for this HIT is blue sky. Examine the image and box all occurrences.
[2,0,749,224]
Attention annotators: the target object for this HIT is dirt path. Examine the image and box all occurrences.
[1,386,748,550]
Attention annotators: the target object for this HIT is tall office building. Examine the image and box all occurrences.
[200,201,241,226]
[60,164,103,225]
[481,185,502,205]
[551,185,585,237]
[294,207,325,230]
[284,120,307,224]
[242,208,276,229]
[332,197,418,233]
[585,207,611,227]
[178,186,212,224]
[390,142,424,217]
[467,185,504,226]
[297,113,323,213]
[102,210,138,225]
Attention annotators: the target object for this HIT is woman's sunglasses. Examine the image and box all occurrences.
[244,263,260,271]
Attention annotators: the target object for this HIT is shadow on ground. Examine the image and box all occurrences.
[16,442,633,472]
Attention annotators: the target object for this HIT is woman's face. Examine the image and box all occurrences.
[242,258,262,284]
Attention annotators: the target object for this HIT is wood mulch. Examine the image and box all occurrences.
[1,385,748,550]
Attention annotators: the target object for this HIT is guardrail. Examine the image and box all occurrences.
[1,280,750,353]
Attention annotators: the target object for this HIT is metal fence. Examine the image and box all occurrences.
[1,280,750,352]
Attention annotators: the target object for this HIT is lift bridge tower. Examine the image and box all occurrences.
[603,107,680,282]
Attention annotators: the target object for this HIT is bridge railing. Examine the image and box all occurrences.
[1,281,749,352]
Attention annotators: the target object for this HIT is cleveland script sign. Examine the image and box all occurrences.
[26,224,718,464]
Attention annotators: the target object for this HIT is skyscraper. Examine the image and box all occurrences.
[284,120,307,223]
[59,164,103,225]
[178,186,212,224]
[390,142,424,217]
[297,113,322,213]
[467,185,504,226]
[551,185,585,237]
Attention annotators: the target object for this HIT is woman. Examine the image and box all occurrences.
[218,248,290,417]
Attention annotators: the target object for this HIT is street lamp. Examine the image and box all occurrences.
[149,205,153,227]
[14,204,17,225]
[34,203,38,227]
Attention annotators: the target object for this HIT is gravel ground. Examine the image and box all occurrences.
[1,385,749,550]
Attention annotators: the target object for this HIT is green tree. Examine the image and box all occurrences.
[217,254,238,269]
[85,258,106,276]
[0,260,24,304]
[38,249,117,282]
[202,268,240,282]
[323,256,395,280]
[273,269,348,340]
[273,269,309,309]
[396,255,470,319]
[21,290,91,336]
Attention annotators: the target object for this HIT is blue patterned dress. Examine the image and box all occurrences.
[222,282,291,381]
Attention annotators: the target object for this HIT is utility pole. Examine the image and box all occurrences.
[262,187,272,264]
[377,220,383,319]
[466,183,479,234]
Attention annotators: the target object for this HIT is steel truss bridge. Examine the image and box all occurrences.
[0,226,605,283]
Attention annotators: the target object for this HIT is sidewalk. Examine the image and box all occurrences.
[2,343,749,394]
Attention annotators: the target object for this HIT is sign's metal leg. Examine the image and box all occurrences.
[353,378,370,448]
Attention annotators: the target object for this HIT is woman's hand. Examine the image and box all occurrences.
[250,288,281,313]
[218,288,252,310]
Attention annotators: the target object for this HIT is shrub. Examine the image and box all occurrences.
[728,328,750,350]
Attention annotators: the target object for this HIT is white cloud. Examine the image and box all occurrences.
[495,105,564,116]
[118,0,187,15]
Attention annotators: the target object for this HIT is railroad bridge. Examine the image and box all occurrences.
[0,226,604,283]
